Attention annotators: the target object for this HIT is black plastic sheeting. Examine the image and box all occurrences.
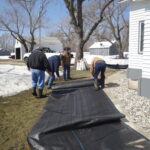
[51,79,94,90]
[28,80,150,150]
[106,64,128,69]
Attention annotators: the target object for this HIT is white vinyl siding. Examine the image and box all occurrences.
[128,2,145,69]
[142,10,150,79]
[129,1,150,79]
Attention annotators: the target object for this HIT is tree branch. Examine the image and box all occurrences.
[83,0,114,45]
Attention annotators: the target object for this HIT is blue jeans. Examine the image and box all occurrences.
[47,74,55,88]
[31,69,45,89]
[63,65,70,80]
[93,61,106,87]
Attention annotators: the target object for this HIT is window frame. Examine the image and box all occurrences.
[138,20,145,54]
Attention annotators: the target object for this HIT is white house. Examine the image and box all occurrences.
[127,0,150,98]
[89,41,118,56]
[14,37,63,60]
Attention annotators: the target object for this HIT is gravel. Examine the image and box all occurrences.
[105,70,150,133]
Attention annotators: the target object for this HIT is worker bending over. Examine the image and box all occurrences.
[90,57,106,90]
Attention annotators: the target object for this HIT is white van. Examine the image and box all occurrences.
[23,47,57,63]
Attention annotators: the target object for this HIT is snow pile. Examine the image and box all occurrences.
[105,58,128,65]
[0,65,32,97]
[0,64,63,97]
[83,54,128,65]
[0,56,10,59]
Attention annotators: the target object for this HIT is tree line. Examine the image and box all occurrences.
[0,0,129,59]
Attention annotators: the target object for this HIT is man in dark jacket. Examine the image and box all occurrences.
[46,55,61,89]
[27,47,51,98]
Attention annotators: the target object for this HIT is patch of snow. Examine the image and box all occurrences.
[106,59,128,65]
[0,65,31,97]
[0,56,10,59]
[89,41,112,49]
[83,54,128,65]
[0,64,63,97]
[0,53,128,97]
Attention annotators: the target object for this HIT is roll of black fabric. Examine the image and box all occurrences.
[51,79,94,90]
[28,79,150,150]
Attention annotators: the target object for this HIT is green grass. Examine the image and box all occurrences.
[0,69,117,150]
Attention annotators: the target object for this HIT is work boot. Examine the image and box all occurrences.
[37,89,46,98]
[101,79,105,89]
[98,79,102,85]
[32,87,37,96]
[94,79,100,90]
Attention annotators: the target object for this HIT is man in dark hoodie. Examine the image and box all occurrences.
[27,47,51,98]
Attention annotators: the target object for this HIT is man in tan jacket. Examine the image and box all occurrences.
[90,57,106,90]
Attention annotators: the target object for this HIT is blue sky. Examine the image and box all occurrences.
[1,0,68,31]
[0,0,68,35]
[0,0,129,35]
[45,0,68,32]
[0,0,68,23]
[47,1,68,24]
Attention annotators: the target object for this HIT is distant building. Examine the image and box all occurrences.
[127,0,150,98]
[14,37,63,60]
[89,41,118,56]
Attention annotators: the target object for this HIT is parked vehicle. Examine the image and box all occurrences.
[24,47,75,65]
[0,49,10,56]
[23,47,56,63]
[9,53,15,59]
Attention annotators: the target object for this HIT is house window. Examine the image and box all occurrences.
[139,21,144,53]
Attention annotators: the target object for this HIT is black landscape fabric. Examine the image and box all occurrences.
[51,79,94,90]
[28,80,150,150]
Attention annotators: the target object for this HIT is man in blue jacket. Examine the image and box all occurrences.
[46,55,61,89]
[27,47,51,98]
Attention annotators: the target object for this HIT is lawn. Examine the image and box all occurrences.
[0,59,25,65]
[0,68,117,150]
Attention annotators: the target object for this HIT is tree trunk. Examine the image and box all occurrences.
[29,42,35,52]
[118,41,124,59]
[119,50,124,59]
[76,44,83,60]
[76,38,83,60]
[75,39,84,68]
[22,41,29,53]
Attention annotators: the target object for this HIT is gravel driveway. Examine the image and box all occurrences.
[104,70,150,139]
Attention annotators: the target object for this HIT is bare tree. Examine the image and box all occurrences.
[0,33,15,51]
[49,17,78,51]
[0,0,49,52]
[92,23,114,43]
[103,0,129,58]
[63,0,114,61]
[49,15,94,54]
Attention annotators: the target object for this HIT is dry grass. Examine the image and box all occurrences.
[0,68,117,150]
[0,59,25,65]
